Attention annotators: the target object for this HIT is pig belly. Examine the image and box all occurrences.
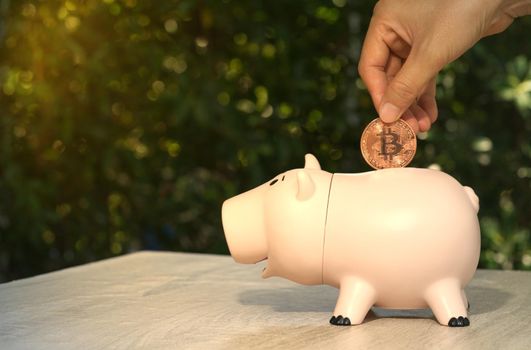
[323,168,480,309]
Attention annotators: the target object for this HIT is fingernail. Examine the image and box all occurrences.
[379,103,401,123]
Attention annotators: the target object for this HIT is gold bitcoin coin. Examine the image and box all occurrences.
[360,118,417,169]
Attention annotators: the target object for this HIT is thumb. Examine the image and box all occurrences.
[379,54,438,123]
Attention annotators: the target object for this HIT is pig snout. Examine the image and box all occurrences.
[221,188,267,264]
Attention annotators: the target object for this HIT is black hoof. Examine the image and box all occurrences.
[330,315,351,326]
[448,316,470,327]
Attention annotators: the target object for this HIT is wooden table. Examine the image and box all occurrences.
[0,251,530,349]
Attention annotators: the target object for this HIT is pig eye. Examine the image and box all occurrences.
[269,179,278,186]
[282,175,285,181]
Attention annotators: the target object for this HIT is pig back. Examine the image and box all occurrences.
[323,168,480,306]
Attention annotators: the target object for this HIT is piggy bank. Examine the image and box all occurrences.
[222,154,480,327]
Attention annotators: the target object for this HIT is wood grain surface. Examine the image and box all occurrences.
[0,251,530,349]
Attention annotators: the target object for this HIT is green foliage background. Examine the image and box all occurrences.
[0,0,530,281]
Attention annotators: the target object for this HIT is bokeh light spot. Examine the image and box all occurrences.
[164,19,178,33]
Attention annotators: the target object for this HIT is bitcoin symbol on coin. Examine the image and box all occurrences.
[360,118,417,169]
[378,127,403,161]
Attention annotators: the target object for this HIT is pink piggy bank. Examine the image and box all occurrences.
[222,154,480,327]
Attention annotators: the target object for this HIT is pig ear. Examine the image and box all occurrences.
[304,154,321,170]
[296,170,315,201]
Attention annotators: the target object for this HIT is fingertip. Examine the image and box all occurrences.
[410,103,432,132]
[409,121,420,134]
[418,78,438,124]
[379,102,402,123]
[402,110,419,133]
[418,118,431,132]
[418,94,438,123]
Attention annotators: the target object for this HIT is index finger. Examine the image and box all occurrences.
[358,20,390,109]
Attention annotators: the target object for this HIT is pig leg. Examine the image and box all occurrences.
[461,289,470,310]
[424,279,469,327]
[330,277,376,326]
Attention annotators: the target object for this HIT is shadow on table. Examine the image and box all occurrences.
[239,284,511,318]
[239,285,336,313]
[466,286,511,315]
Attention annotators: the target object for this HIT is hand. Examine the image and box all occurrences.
[358,0,531,132]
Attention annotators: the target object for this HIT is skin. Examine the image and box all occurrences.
[358,0,531,133]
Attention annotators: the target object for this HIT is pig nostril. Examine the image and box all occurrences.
[269,179,278,186]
